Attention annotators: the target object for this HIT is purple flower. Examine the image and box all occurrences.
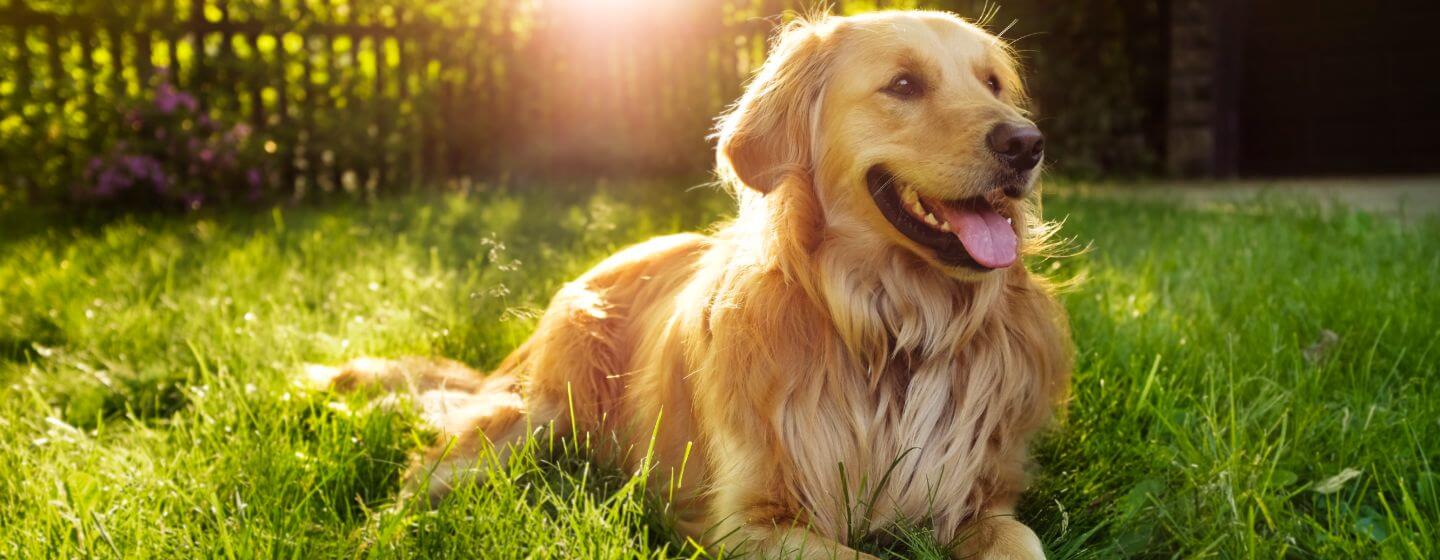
[85,79,284,210]
[95,167,132,197]
[227,124,252,143]
[176,92,198,113]
[119,154,164,183]
[155,83,199,114]
[152,170,171,194]
[156,83,181,114]
[121,155,145,177]
[83,154,170,200]
[183,193,205,210]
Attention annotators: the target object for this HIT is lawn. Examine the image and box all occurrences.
[1,181,1436,558]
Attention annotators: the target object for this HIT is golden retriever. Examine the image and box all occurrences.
[311,10,1070,559]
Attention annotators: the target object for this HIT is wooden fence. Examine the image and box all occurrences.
[0,0,830,202]
[3,0,447,198]
[1,0,1165,203]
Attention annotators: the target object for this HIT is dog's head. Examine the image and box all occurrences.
[716,11,1043,278]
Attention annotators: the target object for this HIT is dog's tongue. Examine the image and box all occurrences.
[935,202,1017,269]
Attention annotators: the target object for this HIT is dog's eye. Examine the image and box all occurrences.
[884,74,923,98]
[986,75,1001,96]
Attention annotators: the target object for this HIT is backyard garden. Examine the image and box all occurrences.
[1,0,1437,558]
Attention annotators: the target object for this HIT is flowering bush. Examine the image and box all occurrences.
[76,78,279,210]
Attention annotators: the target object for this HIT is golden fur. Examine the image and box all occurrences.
[311,10,1070,559]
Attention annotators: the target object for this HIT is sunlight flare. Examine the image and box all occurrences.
[551,0,650,27]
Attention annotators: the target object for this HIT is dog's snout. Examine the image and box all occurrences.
[987,123,1045,172]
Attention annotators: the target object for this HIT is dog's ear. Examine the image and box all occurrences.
[715,19,834,194]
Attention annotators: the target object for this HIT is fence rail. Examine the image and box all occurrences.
[4,1,516,200]
[0,0,801,203]
[1,0,1168,205]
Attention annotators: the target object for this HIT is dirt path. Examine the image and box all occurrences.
[1067,176,1440,224]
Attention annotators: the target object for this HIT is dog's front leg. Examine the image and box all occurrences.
[712,514,880,560]
[949,509,1045,560]
[706,474,875,558]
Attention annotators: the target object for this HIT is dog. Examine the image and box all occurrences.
[310,10,1070,559]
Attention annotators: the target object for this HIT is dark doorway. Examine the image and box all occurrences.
[1236,0,1440,176]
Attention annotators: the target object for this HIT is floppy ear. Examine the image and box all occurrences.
[715,19,835,194]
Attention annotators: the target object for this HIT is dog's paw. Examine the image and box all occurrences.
[302,363,343,388]
[977,520,1045,560]
[954,515,1045,560]
[986,533,1044,560]
[301,357,395,392]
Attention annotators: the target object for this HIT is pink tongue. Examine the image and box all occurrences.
[935,203,1017,269]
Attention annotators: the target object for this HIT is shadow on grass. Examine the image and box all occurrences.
[0,315,65,365]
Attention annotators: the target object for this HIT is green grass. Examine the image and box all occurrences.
[1,181,1436,558]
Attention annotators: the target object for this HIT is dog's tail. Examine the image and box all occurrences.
[306,356,544,503]
[304,356,520,438]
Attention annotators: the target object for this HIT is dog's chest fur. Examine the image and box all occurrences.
[770,264,1050,541]
[654,234,1066,544]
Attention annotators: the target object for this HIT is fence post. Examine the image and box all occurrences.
[107,23,126,103]
[135,16,153,85]
[298,0,319,196]
[76,19,102,157]
[216,0,240,113]
[324,11,342,194]
[9,0,35,200]
[396,7,420,187]
[189,0,206,92]
[265,0,293,194]
[245,27,263,131]
[372,28,388,189]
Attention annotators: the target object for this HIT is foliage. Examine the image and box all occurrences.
[75,78,280,210]
[1,182,1436,557]
[0,0,1173,209]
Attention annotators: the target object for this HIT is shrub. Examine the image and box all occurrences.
[74,77,280,211]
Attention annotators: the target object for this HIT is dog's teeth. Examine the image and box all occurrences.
[1006,217,1013,225]
[901,188,919,204]
[939,221,952,232]
[924,213,939,226]
[910,200,925,216]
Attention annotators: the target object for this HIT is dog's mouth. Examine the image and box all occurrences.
[866,166,1019,270]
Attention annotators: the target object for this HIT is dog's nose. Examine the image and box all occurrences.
[987,123,1045,172]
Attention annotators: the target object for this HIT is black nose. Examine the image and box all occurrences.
[987,122,1045,171]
